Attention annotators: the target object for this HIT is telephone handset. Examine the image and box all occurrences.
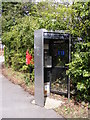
[44,44,52,68]
[44,56,52,68]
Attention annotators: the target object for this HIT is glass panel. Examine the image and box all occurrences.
[51,68,67,93]
[50,40,69,66]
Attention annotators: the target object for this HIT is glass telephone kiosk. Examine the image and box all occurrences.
[34,29,71,107]
[44,32,70,95]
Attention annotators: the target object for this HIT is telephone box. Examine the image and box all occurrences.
[34,29,71,107]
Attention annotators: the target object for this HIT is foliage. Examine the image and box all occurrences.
[24,75,30,86]
[71,2,90,40]
[2,5,38,83]
[2,2,23,32]
[67,2,90,101]
[37,2,72,31]
[2,1,90,101]
[67,42,90,101]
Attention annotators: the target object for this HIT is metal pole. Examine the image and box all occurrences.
[68,34,71,102]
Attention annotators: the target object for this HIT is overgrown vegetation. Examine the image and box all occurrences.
[67,2,90,101]
[2,1,90,101]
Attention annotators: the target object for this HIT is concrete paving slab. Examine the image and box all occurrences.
[45,97,65,109]
[31,97,65,110]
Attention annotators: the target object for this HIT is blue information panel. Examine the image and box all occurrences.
[58,50,65,56]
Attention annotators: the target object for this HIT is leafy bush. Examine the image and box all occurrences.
[67,42,90,101]
[66,2,90,101]
[2,1,90,101]
[25,76,30,86]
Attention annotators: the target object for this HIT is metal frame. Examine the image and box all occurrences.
[67,34,71,101]
[34,29,47,107]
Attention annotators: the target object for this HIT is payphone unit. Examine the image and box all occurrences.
[34,29,71,107]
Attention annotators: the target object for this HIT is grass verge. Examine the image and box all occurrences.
[2,63,34,95]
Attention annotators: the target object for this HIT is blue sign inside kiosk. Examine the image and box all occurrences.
[58,50,65,56]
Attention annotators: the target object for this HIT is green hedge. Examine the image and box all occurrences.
[2,1,90,101]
